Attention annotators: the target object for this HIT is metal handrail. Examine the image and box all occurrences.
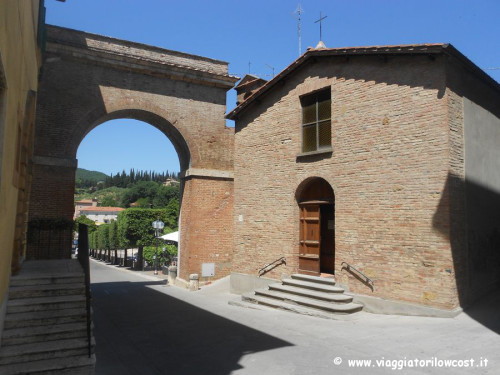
[77,224,92,358]
[341,261,374,288]
[258,257,286,276]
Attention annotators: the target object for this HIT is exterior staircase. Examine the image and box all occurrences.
[0,260,95,375]
[240,274,363,318]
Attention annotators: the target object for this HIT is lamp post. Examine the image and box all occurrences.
[152,218,164,275]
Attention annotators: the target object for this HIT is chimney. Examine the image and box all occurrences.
[235,75,268,106]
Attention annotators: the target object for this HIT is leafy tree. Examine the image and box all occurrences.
[121,181,159,207]
[97,224,110,250]
[163,198,179,227]
[100,196,119,207]
[117,208,174,269]
[143,243,177,267]
[108,220,119,250]
[135,197,152,208]
[153,185,180,208]
[74,215,97,234]
[108,220,119,264]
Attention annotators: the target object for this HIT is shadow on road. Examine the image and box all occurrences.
[91,280,293,375]
[462,289,500,335]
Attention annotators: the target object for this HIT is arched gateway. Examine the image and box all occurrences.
[28,26,238,281]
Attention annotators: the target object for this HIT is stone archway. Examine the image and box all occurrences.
[28,25,238,281]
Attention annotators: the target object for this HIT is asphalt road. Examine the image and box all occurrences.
[90,260,500,375]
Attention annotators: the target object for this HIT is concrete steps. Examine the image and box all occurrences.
[0,259,95,374]
[0,354,95,375]
[0,337,95,365]
[7,294,86,314]
[1,322,90,346]
[8,283,85,299]
[240,274,363,317]
[4,308,88,330]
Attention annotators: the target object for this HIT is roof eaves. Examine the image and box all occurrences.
[226,51,310,120]
[226,44,451,120]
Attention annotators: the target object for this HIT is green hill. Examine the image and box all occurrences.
[76,168,108,182]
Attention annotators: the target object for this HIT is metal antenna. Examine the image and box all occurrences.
[315,11,328,41]
[265,64,275,77]
[248,61,251,74]
[294,3,303,55]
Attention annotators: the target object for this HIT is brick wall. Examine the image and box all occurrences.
[179,177,234,281]
[233,54,460,309]
[29,26,236,278]
[27,163,76,259]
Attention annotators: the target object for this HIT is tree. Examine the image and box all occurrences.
[153,185,180,208]
[117,208,174,269]
[121,181,159,207]
[135,197,152,208]
[74,215,97,234]
[108,220,118,249]
[98,224,110,260]
[164,198,179,228]
[99,196,119,207]
[143,243,176,267]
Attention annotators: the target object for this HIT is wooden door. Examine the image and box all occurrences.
[299,203,321,275]
[320,204,335,274]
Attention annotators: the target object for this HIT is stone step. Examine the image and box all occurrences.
[1,322,89,346]
[4,308,86,330]
[268,283,353,303]
[291,273,336,286]
[254,288,361,313]
[0,337,95,366]
[7,294,86,314]
[9,275,84,288]
[0,355,95,375]
[282,278,345,293]
[8,283,85,300]
[242,293,363,316]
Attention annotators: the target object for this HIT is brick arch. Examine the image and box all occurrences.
[28,25,238,281]
[295,176,335,203]
[70,108,191,172]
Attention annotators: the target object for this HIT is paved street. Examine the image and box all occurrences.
[90,260,500,375]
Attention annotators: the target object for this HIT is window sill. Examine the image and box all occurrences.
[296,147,333,159]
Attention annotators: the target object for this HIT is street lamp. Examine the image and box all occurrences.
[152,218,164,275]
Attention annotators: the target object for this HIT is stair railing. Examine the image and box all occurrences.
[258,257,286,276]
[341,261,374,291]
[77,224,92,358]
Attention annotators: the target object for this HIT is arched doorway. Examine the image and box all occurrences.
[297,178,335,276]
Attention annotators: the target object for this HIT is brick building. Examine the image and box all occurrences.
[227,43,500,315]
[3,11,499,316]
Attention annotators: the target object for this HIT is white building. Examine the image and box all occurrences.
[79,207,124,225]
[74,198,98,219]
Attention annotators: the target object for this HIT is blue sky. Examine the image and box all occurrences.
[46,0,500,176]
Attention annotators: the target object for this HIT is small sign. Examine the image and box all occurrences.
[202,263,215,277]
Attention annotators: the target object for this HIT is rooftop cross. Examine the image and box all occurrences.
[314,11,328,41]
